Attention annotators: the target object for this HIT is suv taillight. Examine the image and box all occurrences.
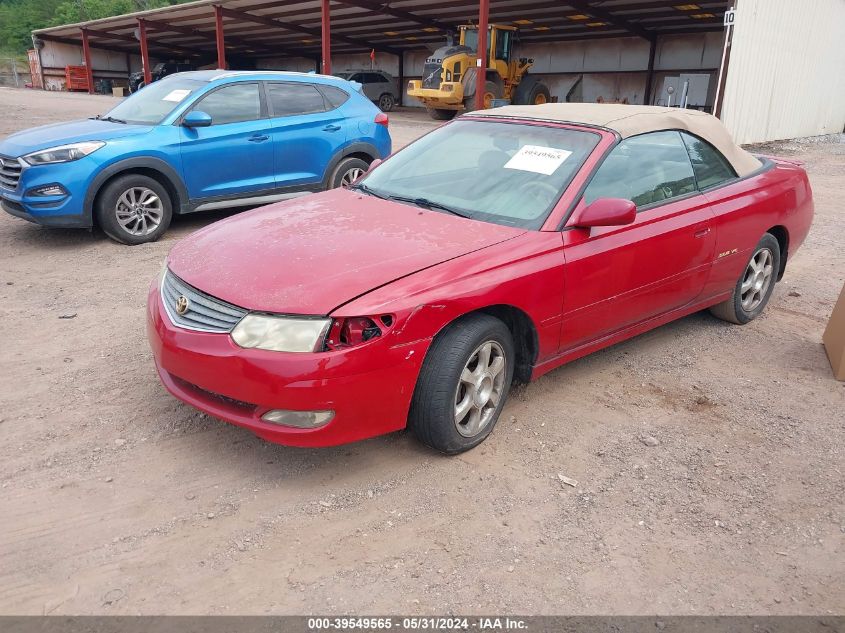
[375,112,389,127]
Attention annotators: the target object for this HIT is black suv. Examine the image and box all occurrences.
[129,62,195,93]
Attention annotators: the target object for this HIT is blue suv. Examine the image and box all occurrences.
[0,71,391,244]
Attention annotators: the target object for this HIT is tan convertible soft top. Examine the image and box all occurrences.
[473,103,762,177]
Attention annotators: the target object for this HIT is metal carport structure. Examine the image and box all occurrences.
[32,0,728,109]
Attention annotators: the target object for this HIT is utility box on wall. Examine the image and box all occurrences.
[658,74,710,108]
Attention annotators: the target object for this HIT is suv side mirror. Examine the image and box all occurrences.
[367,158,383,172]
[570,197,636,228]
[183,111,212,128]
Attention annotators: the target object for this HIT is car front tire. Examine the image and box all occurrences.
[96,173,173,245]
[709,233,781,324]
[409,314,515,454]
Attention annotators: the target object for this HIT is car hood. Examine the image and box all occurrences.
[0,119,153,157]
[167,188,526,315]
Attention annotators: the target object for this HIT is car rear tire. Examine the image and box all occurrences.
[709,233,781,324]
[96,173,173,245]
[378,93,395,112]
[408,314,515,454]
[427,108,457,121]
[329,156,370,189]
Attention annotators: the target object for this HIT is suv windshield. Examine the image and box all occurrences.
[359,119,600,229]
[100,76,206,125]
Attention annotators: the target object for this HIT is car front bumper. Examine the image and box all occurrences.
[0,156,93,228]
[147,281,430,447]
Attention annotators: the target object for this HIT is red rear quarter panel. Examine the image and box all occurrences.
[702,159,814,298]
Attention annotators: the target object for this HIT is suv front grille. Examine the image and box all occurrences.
[161,270,248,333]
[0,155,22,191]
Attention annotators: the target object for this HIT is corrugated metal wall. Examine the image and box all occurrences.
[720,0,845,144]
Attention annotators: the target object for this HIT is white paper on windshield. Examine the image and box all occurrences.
[162,89,191,102]
[504,145,573,176]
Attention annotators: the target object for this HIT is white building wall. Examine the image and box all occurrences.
[720,0,845,144]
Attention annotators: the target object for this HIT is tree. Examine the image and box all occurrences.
[0,0,189,54]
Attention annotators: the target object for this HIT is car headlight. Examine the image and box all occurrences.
[231,314,331,353]
[23,141,105,165]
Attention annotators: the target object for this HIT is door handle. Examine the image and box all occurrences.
[694,227,711,238]
[248,134,270,142]
[323,124,341,132]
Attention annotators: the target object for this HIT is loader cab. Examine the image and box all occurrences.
[459,24,516,77]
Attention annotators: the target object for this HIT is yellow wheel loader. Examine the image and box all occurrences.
[407,24,551,120]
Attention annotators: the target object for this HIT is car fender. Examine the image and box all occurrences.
[84,156,190,225]
[332,231,566,367]
[321,141,380,187]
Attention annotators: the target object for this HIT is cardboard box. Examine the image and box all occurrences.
[823,281,845,381]
[112,87,126,98]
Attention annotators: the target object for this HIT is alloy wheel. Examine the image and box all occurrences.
[741,247,774,311]
[115,186,163,236]
[341,167,365,187]
[454,340,507,438]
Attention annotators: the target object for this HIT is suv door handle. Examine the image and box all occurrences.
[694,227,711,238]
[323,124,341,132]
[248,134,270,142]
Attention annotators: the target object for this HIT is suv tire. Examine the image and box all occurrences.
[329,156,369,189]
[96,173,173,245]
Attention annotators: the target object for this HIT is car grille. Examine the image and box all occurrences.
[161,269,248,333]
[0,155,22,191]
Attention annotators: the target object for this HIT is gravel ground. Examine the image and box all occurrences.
[0,88,842,615]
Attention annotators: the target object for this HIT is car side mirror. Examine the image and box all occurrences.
[367,158,383,172]
[571,197,636,228]
[183,111,212,128]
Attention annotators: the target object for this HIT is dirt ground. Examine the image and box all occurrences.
[0,87,842,616]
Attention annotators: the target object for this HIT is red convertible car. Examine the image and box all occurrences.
[147,104,814,454]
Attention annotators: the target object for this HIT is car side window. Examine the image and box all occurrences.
[318,85,351,109]
[681,132,737,189]
[366,73,386,84]
[583,131,697,209]
[193,83,262,125]
[267,83,327,117]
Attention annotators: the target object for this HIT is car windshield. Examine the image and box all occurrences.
[358,119,600,229]
[100,76,206,125]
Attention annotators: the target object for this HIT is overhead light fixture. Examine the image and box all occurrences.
[301,38,313,43]
[586,22,607,27]
[690,12,716,18]
[514,19,533,25]
[533,26,551,31]
[405,36,418,40]
[568,14,589,20]
[422,27,439,32]
[383,31,399,36]
[674,4,701,10]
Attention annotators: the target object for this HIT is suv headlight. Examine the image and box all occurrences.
[231,314,331,353]
[23,141,105,165]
